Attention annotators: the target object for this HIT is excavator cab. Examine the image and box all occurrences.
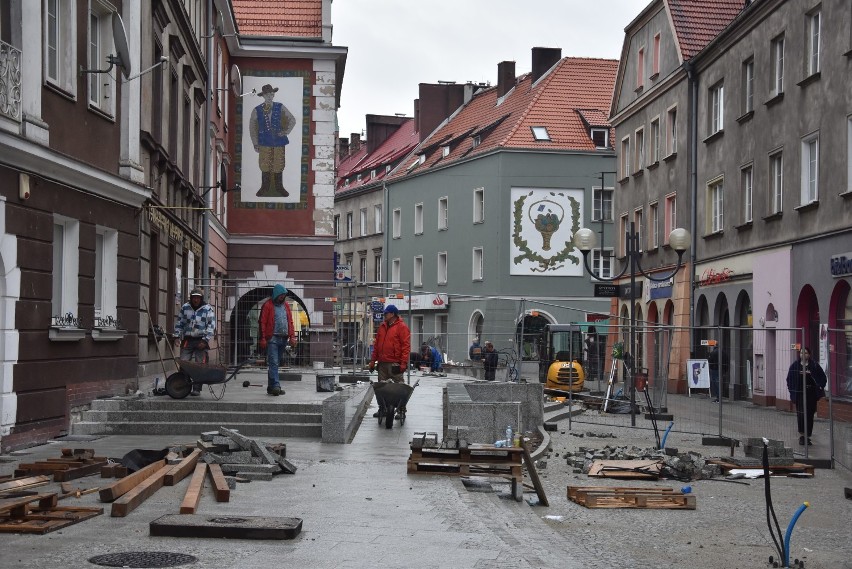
[538,324,585,392]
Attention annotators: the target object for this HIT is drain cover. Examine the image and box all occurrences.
[88,551,197,568]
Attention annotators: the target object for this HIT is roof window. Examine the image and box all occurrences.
[591,128,609,149]
[531,126,551,141]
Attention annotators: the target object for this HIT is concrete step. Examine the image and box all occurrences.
[73,421,322,438]
[89,398,322,414]
[81,410,320,424]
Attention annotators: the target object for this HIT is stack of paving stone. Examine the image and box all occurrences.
[730,437,794,467]
[198,427,297,482]
[561,445,722,480]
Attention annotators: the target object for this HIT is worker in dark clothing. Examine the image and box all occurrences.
[482,340,499,381]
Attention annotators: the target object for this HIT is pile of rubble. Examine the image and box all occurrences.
[560,444,723,480]
[197,427,297,483]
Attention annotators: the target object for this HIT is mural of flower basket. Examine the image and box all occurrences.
[528,200,564,251]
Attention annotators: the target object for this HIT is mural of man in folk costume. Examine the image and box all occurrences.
[249,84,296,198]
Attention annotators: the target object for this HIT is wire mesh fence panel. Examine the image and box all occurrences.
[827,327,852,472]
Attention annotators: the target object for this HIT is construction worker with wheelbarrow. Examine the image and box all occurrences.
[173,288,216,396]
[369,305,410,422]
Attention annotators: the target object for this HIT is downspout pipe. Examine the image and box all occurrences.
[202,1,214,285]
[686,60,698,354]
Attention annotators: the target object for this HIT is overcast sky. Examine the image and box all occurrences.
[331,0,642,139]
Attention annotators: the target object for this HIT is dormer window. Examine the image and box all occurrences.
[531,126,551,141]
[472,136,481,149]
[591,128,609,149]
[419,154,425,164]
[385,165,392,174]
[371,169,376,179]
[441,145,450,157]
[344,178,350,186]
[356,173,362,182]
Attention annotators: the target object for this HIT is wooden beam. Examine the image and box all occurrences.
[99,459,166,502]
[0,476,51,494]
[164,449,202,486]
[110,465,168,517]
[207,464,230,502]
[54,461,108,482]
[521,442,549,507]
[179,463,207,514]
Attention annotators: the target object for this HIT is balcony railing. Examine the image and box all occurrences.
[0,39,22,122]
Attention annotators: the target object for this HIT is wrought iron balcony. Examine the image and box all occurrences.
[0,39,22,122]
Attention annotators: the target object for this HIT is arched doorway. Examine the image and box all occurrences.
[795,285,819,352]
[696,294,710,352]
[663,300,674,326]
[228,287,311,365]
[734,291,753,400]
[516,312,550,361]
[713,294,731,398]
[828,280,851,398]
[469,311,484,358]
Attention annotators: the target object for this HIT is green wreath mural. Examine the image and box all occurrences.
[512,191,581,273]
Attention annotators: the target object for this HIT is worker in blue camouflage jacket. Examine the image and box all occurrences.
[173,288,216,395]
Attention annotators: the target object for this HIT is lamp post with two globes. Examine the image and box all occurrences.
[573,222,690,427]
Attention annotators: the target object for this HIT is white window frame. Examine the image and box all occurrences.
[650,117,660,163]
[437,252,448,285]
[667,106,678,155]
[374,204,382,234]
[392,208,401,239]
[359,208,367,236]
[652,33,661,76]
[618,214,628,257]
[438,197,448,231]
[741,165,753,223]
[374,252,382,282]
[217,44,224,114]
[359,256,367,282]
[333,214,340,239]
[473,188,485,223]
[94,227,118,320]
[391,258,401,284]
[45,0,78,95]
[800,133,819,205]
[591,128,609,149]
[770,151,784,214]
[807,9,820,76]
[634,208,643,252]
[531,126,550,141]
[664,193,676,245]
[708,177,724,234]
[592,248,614,279]
[743,58,754,114]
[649,202,659,249]
[414,203,424,235]
[620,136,630,178]
[472,247,483,281]
[413,256,423,287]
[52,216,80,320]
[592,187,613,222]
[634,127,645,171]
[345,212,353,239]
[441,145,450,157]
[636,47,645,89]
[771,34,785,97]
[709,82,724,135]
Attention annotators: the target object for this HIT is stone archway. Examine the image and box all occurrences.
[795,285,819,352]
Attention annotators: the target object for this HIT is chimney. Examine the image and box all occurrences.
[366,114,409,153]
[413,99,420,134]
[350,132,361,153]
[417,83,465,142]
[338,137,349,158]
[497,61,516,98]
[531,47,562,83]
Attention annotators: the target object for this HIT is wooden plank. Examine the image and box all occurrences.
[179,463,207,514]
[706,459,814,476]
[165,449,202,486]
[16,462,72,471]
[0,505,103,534]
[207,464,230,502]
[1,493,58,518]
[99,459,166,502]
[110,465,168,517]
[54,461,108,482]
[521,442,549,507]
[0,476,51,494]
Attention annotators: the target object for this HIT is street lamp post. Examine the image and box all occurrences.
[573,222,690,428]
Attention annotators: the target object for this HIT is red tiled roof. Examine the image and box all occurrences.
[336,119,418,194]
[232,0,323,37]
[389,57,617,180]
[667,0,746,60]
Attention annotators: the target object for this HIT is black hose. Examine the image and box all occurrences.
[643,387,661,449]
[763,440,785,562]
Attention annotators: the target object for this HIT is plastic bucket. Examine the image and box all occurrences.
[634,370,649,392]
[316,374,335,392]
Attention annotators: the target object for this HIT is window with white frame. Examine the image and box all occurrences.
[391,258,401,284]
[650,117,660,163]
[472,247,483,281]
[52,217,80,321]
[374,204,382,233]
[413,256,423,287]
[770,151,783,214]
[620,136,630,178]
[333,214,340,239]
[437,252,448,285]
[667,106,678,155]
[618,214,628,257]
[473,188,485,223]
[88,2,116,114]
[438,197,448,230]
[374,252,382,282]
[45,0,77,94]
[345,212,353,239]
[592,248,614,279]
[593,187,613,221]
[591,128,609,149]
[708,178,724,234]
[360,256,367,282]
[531,127,550,141]
[709,81,724,135]
[801,133,819,204]
[770,34,785,97]
[807,8,820,76]
[741,165,753,223]
[653,34,661,76]
[414,203,423,235]
[634,209,643,252]
[636,47,644,89]
[742,57,754,114]
[392,208,401,239]
[359,208,367,236]
[634,127,645,170]
[217,44,224,114]
[370,169,376,179]
[664,194,676,243]
[441,145,450,157]
[94,227,117,321]
[649,202,659,249]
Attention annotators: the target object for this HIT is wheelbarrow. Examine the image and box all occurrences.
[164,359,249,399]
[372,380,417,429]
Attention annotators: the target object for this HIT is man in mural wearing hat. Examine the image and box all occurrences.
[259,284,297,396]
[174,288,216,396]
[249,84,296,198]
[369,305,411,416]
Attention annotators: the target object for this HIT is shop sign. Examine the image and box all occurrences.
[334,264,352,282]
[618,282,642,299]
[593,284,618,297]
[697,267,734,287]
[390,293,449,311]
[148,207,202,257]
[830,252,852,277]
[647,276,674,300]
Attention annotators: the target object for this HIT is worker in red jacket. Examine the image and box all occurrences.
[259,284,296,396]
[369,305,411,416]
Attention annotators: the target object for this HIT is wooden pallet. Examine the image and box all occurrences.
[408,444,526,499]
[567,486,696,509]
[14,449,108,482]
[0,491,103,534]
[706,459,815,476]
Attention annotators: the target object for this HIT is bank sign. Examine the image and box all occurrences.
[830,252,852,278]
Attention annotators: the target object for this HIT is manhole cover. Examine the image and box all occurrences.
[88,551,197,568]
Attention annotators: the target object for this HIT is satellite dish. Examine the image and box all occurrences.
[112,12,132,79]
[230,64,242,98]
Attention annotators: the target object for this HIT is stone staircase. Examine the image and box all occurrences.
[73,398,324,438]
